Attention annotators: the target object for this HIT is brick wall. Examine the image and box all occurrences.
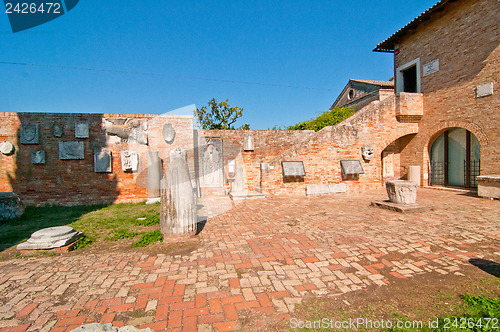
[198,129,315,194]
[260,96,419,195]
[393,0,500,182]
[0,112,194,206]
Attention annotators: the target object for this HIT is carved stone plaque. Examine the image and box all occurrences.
[75,122,89,138]
[94,149,112,173]
[382,152,394,177]
[243,136,254,151]
[202,137,223,187]
[162,124,175,144]
[59,141,84,160]
[340,160,364,175]
[0,141,15,155]
[52,123,63,137]
[476,82,494,98]
[281,161,306,177]
[20,124,39,144]
[121,150,139,172]
[31,150,45,164]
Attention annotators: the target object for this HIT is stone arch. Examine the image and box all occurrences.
[426,121,489,149]
[379,125,419,154]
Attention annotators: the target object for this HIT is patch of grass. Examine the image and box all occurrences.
[387,294,500,332]
[105,228,139,241]
[132,211,160,226]
[0,202,161,254]
[131,230,163,248]
[74,236,94,250]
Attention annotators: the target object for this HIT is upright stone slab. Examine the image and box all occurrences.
[94,149,112,173]
[59,141,84,160]
[160,147,197,239]
[20,123,39,144]
[385,180,418,204]
[75,122,89,138]
[146,150,162,204]
[202,138,223,187]
[0,192,25,222]
[408,166,421,186]
[31,150,45,164]
[243,136,254,151]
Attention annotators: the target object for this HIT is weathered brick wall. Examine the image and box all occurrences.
[0,112,194,206]
[198,129,315,193]
[394,0,500,181]
[260,96,419,195]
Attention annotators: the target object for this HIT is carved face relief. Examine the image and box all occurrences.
[52,123,63,137]
[361,145,374,161]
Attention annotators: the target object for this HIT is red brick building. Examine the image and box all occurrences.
[374,0,499,188]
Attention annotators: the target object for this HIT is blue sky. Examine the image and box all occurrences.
[1,1,438,129]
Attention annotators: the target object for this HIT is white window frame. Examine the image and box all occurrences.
[396,58,421,93]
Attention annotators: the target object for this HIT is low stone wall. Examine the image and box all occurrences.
[477,175,500,199]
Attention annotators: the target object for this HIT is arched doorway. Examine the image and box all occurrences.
[429,128,480,188]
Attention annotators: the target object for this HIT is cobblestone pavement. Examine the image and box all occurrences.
[0,188,499,332]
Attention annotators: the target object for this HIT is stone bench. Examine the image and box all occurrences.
[306,183,347,196]
[477,175,500,199]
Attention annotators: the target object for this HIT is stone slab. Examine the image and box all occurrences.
[477,175,500,199]
[20,123,39,144]
[340,160,364,175]
[229,191,265,201]
[306,183,347,196]
[0,192,25,222]
[370,200,432,213]
[71,323,155,332]
[281,161,305,177]
[59,141,85,160]
[17,226,82,250]
[75,122,89,138]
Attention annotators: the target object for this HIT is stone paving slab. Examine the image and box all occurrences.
[0,188,499,331]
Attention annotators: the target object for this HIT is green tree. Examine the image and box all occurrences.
[286,106,354,131]
[195,98,249,130]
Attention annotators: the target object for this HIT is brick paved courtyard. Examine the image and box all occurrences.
[0,188,499,331]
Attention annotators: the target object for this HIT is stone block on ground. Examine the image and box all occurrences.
[70,323,155,332]
[0,192,25,222]
[16,226,82,250]
[385,180,418,204]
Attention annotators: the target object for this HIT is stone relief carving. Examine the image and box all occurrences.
[121,150,139,172]
[75,122,89,138]
[0,141,15,155]
[20,123,39,144]
[94,149,112,173]
[31,150,45,164]
[361,144,374,161]
[103,118,148,145]
[243,136,254,151]
[59,141,84,160]
[51,123,63,137]
[163,124,175,144]
[202,141,223,187]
